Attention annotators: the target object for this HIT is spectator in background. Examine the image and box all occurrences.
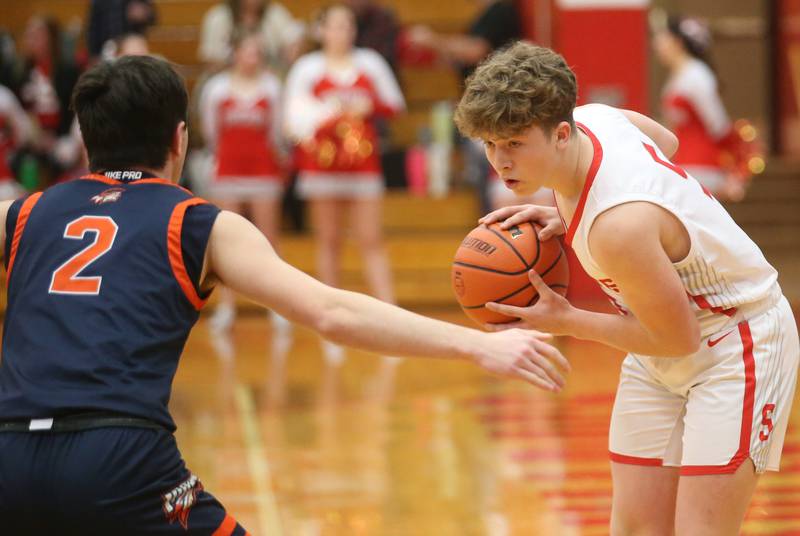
[284,3,405,364]
[86,0,157,60]
[0,84,30,199]
[9,15,80,188]
[408,0,522,212]
[198,0,305,75]
[199,32,286,332]
[407,0,521,84]
[653,14,745,201]
[0,29,17,89]
[345,0,400,73]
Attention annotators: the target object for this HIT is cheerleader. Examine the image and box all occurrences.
[200,31,285,330]
[653,15,748,200]
[284,3,405,363]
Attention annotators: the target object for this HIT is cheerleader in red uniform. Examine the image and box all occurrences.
[284,4,405,360]
[200,31,285,330]
[653,15,752,201]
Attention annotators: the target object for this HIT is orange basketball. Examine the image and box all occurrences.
[451,222,569,325]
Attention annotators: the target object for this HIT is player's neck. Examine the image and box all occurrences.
[554,131,592,199]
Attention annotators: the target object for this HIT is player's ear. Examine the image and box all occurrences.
[554,121,572,148]
[171,121,188,157]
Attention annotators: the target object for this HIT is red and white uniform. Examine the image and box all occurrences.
[200,72,283,199]
[0,85,30,199]
[559,104,798,475]
[662,58,731,191]
[284,48,405,198]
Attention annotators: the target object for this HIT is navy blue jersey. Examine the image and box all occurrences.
[0,173,220,430]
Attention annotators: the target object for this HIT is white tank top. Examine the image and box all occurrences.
[559,104,779,337]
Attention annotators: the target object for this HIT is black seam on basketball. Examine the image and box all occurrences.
[524,222,541,269]
[462,280,534,309]
[486,225,530,271]
[452,261,531,276]
[537,248,564,278]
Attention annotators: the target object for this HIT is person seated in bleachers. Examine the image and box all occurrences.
[86,0,157,61]
[8,15,81,189]
[198,0,305,76]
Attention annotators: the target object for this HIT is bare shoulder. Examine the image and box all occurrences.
[588,202,666,262]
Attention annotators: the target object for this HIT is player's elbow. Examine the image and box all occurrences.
[314,299,352,345]
[661,322,701,357]
[663,131,679,159]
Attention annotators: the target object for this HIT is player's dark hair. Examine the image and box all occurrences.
[71,55,188,172]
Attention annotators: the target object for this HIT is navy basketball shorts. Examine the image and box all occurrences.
[0,426,249,535]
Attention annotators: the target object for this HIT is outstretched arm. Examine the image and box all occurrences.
[622,109,679,158]
[203,211,570,391]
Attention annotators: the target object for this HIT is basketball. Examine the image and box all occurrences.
[451,222,569,325]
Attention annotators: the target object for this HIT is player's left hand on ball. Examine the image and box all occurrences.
[474,328,570,392]
[485,269,573,335]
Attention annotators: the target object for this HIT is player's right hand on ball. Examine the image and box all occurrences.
[479,204,566,241]
[473,329,570,392]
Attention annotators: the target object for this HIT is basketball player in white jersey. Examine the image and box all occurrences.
[456,42,799,535]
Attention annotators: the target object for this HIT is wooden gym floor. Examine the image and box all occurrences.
[173,308,800,536]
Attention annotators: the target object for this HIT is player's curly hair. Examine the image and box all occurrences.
[454,41,578,139]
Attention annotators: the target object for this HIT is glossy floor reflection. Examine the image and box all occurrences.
[172,310,800,536]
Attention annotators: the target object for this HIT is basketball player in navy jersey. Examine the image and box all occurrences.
[0,56,567,534]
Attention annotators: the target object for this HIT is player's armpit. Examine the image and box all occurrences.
[0,200,14,261]
[621,109,679,158]
[586,202,700,357]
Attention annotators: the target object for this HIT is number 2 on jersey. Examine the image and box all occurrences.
[49,216,118,295]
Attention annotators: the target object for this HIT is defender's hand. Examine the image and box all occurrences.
[485,270,574,336]
[472,328,570,392]
[479,204,565,241]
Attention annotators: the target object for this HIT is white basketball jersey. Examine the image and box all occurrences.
[561,104,779,337]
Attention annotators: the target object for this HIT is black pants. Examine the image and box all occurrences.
[0,426,249,535]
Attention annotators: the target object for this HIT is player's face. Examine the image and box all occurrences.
[482,125,560,196]
[320,7,356,55]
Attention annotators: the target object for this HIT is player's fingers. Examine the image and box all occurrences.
[522,352,565,388]
[538,222,562,241]
[497,208,541,229]
[534,339,571,372]
[484,320,524,332]
[485,302,525,318]
[513,367,558,392]
[527,329,553,341]
[527,269,550,293]
[478,205,524,225]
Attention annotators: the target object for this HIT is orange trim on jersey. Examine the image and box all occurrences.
[681,320,755,476]
[565,122,603,247]
[6,191,43,286]
[211,513,237,536]
[609,451,663,467]
[167,197,210,311]
[688,293,738,317]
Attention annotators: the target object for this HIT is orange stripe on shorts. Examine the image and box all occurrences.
[211,513,237,536]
